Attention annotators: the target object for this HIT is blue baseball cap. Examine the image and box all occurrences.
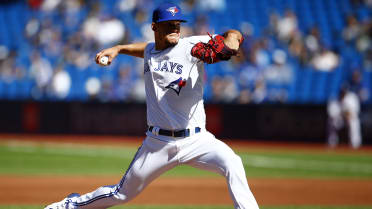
[152,3,187,23]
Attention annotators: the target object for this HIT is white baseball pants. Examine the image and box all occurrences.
[71,130,259,209]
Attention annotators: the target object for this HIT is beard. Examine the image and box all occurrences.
[165,33,180,47]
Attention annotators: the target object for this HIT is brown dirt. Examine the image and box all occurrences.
[1,176,372,206]
[1,134,372,206]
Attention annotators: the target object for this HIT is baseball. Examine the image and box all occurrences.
[99,56,109,66]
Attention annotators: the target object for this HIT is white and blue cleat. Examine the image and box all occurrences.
[44,193,80,209]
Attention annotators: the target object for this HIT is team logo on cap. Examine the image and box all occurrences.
[166,77,186,95]
[166,6,179,16]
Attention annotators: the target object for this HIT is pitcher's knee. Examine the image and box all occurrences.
[221,154,244,176]
[231,154,244,169]
[112,184,143,204]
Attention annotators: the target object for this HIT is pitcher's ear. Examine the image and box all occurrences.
[152,23,157,31]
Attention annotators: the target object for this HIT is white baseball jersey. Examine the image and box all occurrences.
[143,35,211,130]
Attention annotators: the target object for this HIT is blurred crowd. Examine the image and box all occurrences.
[0,0,371,103]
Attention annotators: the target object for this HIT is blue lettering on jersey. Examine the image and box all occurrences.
[175,64,183,74]
[160,62,168,72]
[169,62,177,73]
[146,61,183,75]
[153,62,161,71]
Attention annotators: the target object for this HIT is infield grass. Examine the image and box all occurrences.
[0,140,371,178]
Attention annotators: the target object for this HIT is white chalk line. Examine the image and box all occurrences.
[2,141,136,159]
[240,154,372,174]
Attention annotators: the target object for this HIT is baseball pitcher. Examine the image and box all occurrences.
[45,3,259,209]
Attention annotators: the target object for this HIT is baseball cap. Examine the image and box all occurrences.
[152,3,187,23]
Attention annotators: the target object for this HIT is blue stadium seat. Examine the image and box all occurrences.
[311,70,329,103]
[5,81,18,100]
[0,7,11,47]
[328,66,345,98]
[300,68,314,103]
[362,71,372,103]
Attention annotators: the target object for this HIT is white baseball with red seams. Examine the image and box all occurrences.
[54,35,259,209]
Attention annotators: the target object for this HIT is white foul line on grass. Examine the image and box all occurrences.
[3,141,136,159]
[240,154,372,174]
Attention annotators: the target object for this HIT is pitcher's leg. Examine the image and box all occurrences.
[72,137,178,208]
[183,131,259,209]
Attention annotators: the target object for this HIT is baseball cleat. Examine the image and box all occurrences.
[44,193,80,209]
[67,193,81,198]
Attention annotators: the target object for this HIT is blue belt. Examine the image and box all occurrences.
[148,126,201,137]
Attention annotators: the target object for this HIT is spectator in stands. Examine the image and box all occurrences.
[51,65,71,99]
[99,75,115,102]
[239,21,254,57]
[193,15,212,35]
[311,46,339,71]
[251,77,267,104]
[342,15,362,44]
[327,85,362,149]
[236,46,266,104]
[96,16,126,46]
[0,50,26,83]
[196,0,226,12]
[288,33,308,66]
[25,18,41,45]
[85,77,102,100]
[114,64,135,101]
[292,25,341,71]
[267,11,279,37]
[211,75,239,103]
[304,26,321,56]
[118,0,136,12]
[364,48,372,71]
[264,49,293,85]
[263,49,292,102]
[63,31,92,70]
[355,22,371,53]
[276,9,298,43]
[130,74,146,102]
[40,23,63,58]
[29,51,53,99]
[180,0,197,14]
[40,0,61,12]
[82,2,126,48]
[349,69,370,102]
[272,10,314,68]
[251,38,272,68]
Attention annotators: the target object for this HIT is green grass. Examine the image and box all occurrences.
[1,205,372,209]
[238,151,372,178]
[0,140,372,178]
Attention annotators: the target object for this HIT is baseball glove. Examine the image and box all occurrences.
[191,32,243,64]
